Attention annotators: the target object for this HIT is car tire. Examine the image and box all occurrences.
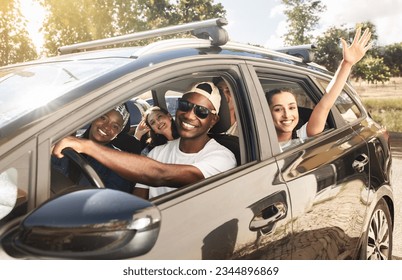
[360,198,393,260]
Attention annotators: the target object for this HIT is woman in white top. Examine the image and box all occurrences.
[266,27,372,148]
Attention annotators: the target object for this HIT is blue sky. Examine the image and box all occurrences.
[217,0,402,48]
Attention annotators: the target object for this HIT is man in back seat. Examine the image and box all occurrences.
[214,77,238,136]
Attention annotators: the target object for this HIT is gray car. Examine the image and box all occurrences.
[0,18,393,260]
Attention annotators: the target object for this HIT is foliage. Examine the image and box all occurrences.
[382,43,402,77]
[0,0,37,66]
[352,22,379,43]
[314,21,387,83]
[281,0,326,46]
[314,26,348,72]
[353,56,391,84]
[39,0,226,56]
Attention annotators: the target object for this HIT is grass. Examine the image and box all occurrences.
[361,98,402,133]
[349,77,402,133]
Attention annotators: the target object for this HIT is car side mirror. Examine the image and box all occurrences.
[1,189,160,259]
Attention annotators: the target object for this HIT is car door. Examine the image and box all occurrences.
[252,65,370,259]
[133,61,294,260]
[0,138,36,259]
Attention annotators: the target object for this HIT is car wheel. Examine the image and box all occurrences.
[360,198,393,260]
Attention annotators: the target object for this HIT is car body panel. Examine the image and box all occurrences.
[136,159,292,260]
[277,127,370,259]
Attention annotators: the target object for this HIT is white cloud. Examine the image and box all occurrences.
[264,19,287,49]
[319,0,402,45]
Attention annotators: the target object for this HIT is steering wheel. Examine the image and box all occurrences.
[61,147,105,189]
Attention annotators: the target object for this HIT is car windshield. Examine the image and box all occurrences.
[0,58,132,128]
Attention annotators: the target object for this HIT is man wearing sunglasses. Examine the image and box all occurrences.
[53,82,237,199]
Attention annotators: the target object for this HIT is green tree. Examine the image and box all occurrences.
[39,0,117,55]
[382,43,402,76]
[39,0,226,55]
[0,0,37,66]
[174,0,225,23]
[353,56,391,84]
[353,22,378,43]
[315,26,348,72]
[315,22,380,78]
[282,0,326,46]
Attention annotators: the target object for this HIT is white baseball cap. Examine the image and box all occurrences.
[185,82,221,114]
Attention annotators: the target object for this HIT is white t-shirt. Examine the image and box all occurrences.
[136,138,237,199]
[280,122,308,150]
[296,122,308,139]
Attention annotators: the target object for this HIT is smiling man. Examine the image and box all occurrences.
[52,82,237,199]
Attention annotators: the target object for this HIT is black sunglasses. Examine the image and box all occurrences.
[177,99,216,119]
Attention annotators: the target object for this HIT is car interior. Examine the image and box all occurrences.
[126,77,241,165]
[50,75,241,196]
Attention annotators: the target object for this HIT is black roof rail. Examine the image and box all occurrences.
[58,18,228,55]
[274,44,316,63]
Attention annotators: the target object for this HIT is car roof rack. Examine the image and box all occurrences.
[274,44,316,63]
[58,18,228,55]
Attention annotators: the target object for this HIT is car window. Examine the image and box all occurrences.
[50,73,244,200]
[257,76,324,150]
[165,90,183,117]
[334,91,362,122]
[126,95,152,134]
[316,78,362,123]
[145,90,183,118]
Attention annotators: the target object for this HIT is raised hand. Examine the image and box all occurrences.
[340,27,372,66]
[134,118,150,140]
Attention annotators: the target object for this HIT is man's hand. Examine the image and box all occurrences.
[52,136,88,158]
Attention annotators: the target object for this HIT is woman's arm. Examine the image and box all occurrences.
[307,27,372,136]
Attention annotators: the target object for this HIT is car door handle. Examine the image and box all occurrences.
[352,153,369,173]
[249,202,287,232]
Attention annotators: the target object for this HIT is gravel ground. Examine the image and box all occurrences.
[390,133,402,259]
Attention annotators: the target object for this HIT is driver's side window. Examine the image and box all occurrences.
[51,73,242,201]
[50,105,139,196]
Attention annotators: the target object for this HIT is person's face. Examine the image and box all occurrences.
[269,91,299,136]
[147,110,172,138]
[175,92,218,140]
[217,81,231,100]
[89,110,123,144]
[217,81,234,110]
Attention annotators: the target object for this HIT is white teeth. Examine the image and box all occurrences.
[182,121,195,129]
[281,120,293,125]
[98,129,107,136]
